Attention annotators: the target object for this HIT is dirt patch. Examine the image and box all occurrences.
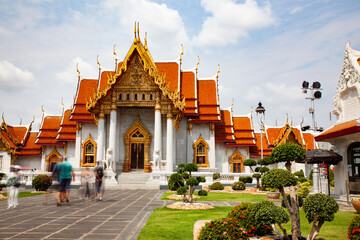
[167,202,214,210]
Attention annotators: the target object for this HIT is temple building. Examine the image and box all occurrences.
[315,42,360,195]
[0,26,315,186]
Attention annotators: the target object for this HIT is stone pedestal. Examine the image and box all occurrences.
[103,169,118,187]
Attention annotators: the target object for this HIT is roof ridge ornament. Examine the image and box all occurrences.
[144,32,147,49]
[97,55,101,70]
[216,64,220,105]
[76,63,80,79]
[41,105,45,116]
[113,44,118,72]
[179,44,184,65]
[2,112,5,124]
[195,56,200,75]
[61,98,65,112]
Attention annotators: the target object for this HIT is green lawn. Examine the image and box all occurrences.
[138,206,356,240]
[0,191,47,200]
[162,191,269,202]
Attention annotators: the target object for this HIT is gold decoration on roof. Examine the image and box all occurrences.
[113,45,118,59]
[195,56,200,74]
[41,105,45,115]
[144,32,147,49]
[97,55,101,70]
[76,63,80,78]
[179,44,184,65]
[61,98,65,112]
[273,124,305,148]
[231,99,234,114]
[86,25,186,117]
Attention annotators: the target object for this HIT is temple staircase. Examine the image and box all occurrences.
[111,171,160,190]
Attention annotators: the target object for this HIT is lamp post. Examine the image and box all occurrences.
[255,102,266,159]
[302,81,322,193]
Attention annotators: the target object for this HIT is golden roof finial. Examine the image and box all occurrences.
[113,44,118,59]
[291,117,293,127]
[231,99,234,114]
[19,118,22,125]
[31,116,35,124]
[216,64,220,80]
[2,112,5,123]
[144,32,147,48]
[179,44,184,64]
[61,98,65,111]
[137,22,140,41]
[97,55,101,70]
[41,105,45,115]
[76,63,80,78]
[134,22,137,42]
[300,116,304,127]
[195,56,200,74]
[286,113,289,125]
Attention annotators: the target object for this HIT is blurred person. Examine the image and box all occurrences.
[94,161,104,201]
[51,157,75,206]
[81,168,94,201]
[6,165,21,209]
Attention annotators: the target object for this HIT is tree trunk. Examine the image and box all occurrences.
[285,161,292,171]
[280,186,301,240]
[188,185,193,203]
[277,223,290,240]
[256,178,260,188]
[307,215,323,240]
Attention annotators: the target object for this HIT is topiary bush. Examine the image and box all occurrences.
[294,169,305,178]
[303,193,339,240]
[251,201,289,237]
[259,166,270,174]
[243,159,257,172]
[348,215,360,240]
[32,174,52,191]
[232,181,246,191]
[281,194,304,208]
[239,176,253,183]
[168,173,183,191]
[330,179,334,187]
[198,217,251,240]
[262,169,297,189]
[270,142,306,171]
[252,173,261,188]
[227,202,273,237]
[212,172,220,181]
[298,176,308,183]
[298,181,310,198]
[210,182,224,190]
[198,190,208,196]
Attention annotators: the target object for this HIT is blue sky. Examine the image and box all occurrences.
[0,0,359,132]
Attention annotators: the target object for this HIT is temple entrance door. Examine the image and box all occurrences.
[130,143,144,169]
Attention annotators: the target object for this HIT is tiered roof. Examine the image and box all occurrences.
[0,120,41,157]
[36,116,64,146]
[57,109,77,142]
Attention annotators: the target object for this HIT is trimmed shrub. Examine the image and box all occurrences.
[270,142,306,170]
[309,169,314,180]
[309,179,313,185]
[32,174,52,191]
[329,168,334,182]
[239,176,253,183]
[186,177,199,186]
[176,186,187,195]
[294,169,305,178]
[183,163,198,172]
[212,172,220,181]
[348,215,360,240]
[168,173,183,191]
[252,173,261,179]
[181,172,189,179]
[210,182,224,190]
[281,194,304,208]
[252,201,289,227]
[259,166,270,173]
[198,217,251,240]
[232,181,246,191]
[244,159,257,172]
[303,193,339,223]
[198,190,208,196]
[298,181,310,198]
[227,202,273,236]
[257,157,274,166]
[196,176,206,183]
[262,169,298,189]
[298,176,308,183]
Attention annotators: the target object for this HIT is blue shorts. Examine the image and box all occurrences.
[59,178,71,192]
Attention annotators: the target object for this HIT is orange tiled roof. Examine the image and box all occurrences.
[215,110,235,142]
[265,127,282,146]
[180,71,197,115]
[17,132,41,156]
[98,71,116,92]
[36,116,64,146]
[315,120,360,141]
[0,128,17,149]
[191,80,220,122]
[156,62,179,92]
[303,133,316,150]
[70,79,98,122]
[249,133,272,158]
[57,109,76,142]
[227,116,255,146]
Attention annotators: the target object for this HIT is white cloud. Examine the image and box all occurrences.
[0,60,35,91]
[56,57,98,83]
[290,7,303,14]
[193,0,275,46]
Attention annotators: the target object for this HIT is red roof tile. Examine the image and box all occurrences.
[57,109,76,142]
[36,116,64,146]
[156,62,179,92]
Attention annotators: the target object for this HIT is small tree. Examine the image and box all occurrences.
[252,173,261,188]
[303,193,339,240]
[262,169,300,240]
[270,142,306,171]
[168,163,206,203]
[243,159,257,172]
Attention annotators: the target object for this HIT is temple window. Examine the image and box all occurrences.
[119,94,122,100]
[127,94,130,100]
[193,136,209,167]
[150,94,153,100]
[229,149,245,173]
[81,135,97,167]
[142,94,145,100]
[135,94,138,100]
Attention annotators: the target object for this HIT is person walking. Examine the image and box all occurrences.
[6,165,21,209]
[94,161,104,201]
[52,157,75,206]
[81,168,93,201]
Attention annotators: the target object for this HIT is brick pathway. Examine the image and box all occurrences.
[0,190,165,240]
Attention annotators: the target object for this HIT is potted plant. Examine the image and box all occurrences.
[350,196,360,213]
[266,187,280,200]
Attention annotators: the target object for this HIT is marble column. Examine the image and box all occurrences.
[75,123,82,167]
[96,110,105,162]
[153,93,162,170]
[108,98,117,170]
[166,105,174,172]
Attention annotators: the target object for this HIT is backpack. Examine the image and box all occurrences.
[97,167,104,179]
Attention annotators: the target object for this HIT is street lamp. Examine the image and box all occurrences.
[255,102,266,159]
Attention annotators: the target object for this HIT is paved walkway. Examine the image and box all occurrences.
[0,190,355,240]
[0,190,166,240]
